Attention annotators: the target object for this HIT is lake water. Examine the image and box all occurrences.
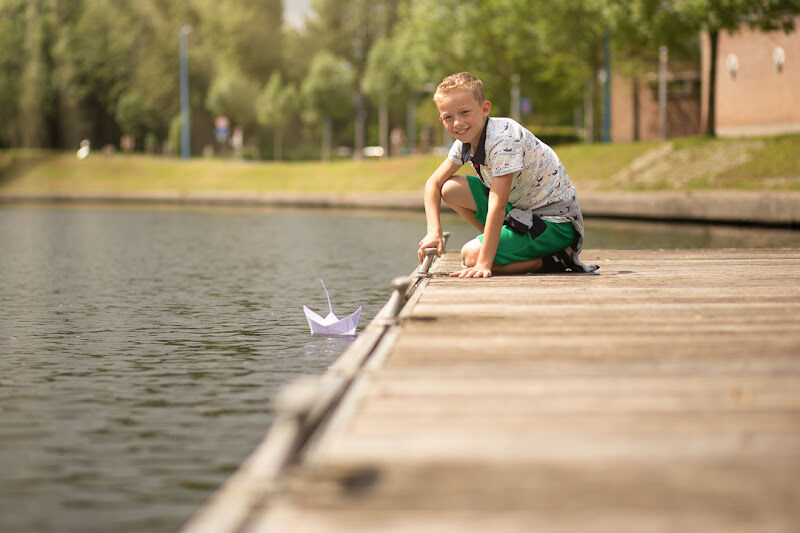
[1,204,798,533]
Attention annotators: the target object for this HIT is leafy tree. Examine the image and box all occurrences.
[386,0,467,93]
[19,0,56,147]
[307,0,400,72]
[362,36,415,154]
[300,51,355,161]
[195,0,282,81]
[206,66,260,129]
[256,71,298,160]
[304,0,402,157]
[0,0,284,152]
[61,0,136,144]
[381,0,604,137]
[369,0,472,150]
[115,89,160,142]
[280,25,323,86]
[0,0,26,146]
[102,2,192,148]
[524,0,612,137]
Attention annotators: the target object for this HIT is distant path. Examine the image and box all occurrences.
[1,190,799,226]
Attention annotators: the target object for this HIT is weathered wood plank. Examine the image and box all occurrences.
[249,459,800,532]
[193,248,800,532]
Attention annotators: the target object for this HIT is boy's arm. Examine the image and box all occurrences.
[418,158,462,263]
[452,173,512,278]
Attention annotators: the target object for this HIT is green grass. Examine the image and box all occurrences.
[0,152,444,194]
[674,134,800,191]
[718,134,800,189]
[2,133,798,195]
[556,141,661,185]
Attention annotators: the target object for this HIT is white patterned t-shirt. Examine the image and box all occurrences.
[447,117,575,222]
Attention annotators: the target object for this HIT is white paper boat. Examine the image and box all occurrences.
[303,280,362,336]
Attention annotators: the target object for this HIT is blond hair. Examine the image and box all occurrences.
[434,72,486,104]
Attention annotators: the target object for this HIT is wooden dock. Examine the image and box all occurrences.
[184,248,800,533]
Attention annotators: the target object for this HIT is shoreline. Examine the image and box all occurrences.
[2,190,800,227]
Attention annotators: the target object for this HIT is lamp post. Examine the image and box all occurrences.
[602,30,611,143]
[179,25,191,159]
[659,45,668,140]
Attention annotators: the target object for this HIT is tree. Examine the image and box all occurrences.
[0,0,26,146]
[115,89,160,143]
[379,0,605,138]
[300,51,355,161]
[19,0,55,147]
[0,0,284,152]
[305,0,402,158]
[362,37,413,155]
[195,0,283,81]
[256,71,298,161]
[386,0,468,92]
[206,66,260,129]
[372,0,473,151]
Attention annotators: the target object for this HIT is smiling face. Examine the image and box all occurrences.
[434,90,492,148]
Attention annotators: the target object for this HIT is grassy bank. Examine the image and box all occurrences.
[2,134,798,195]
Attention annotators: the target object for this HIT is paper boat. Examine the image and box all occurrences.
[303,280,362,336]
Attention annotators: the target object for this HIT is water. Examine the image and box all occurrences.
[1,204,798,533]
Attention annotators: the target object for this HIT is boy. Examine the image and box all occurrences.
[418,71,597,278]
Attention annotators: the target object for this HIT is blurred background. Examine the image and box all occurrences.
[1,0,797,162]
[2,3,799,532]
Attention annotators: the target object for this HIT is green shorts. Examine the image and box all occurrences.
[467,175,575,265]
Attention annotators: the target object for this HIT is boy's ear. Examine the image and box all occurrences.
[482,99,492,116]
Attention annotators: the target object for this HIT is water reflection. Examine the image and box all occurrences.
[303,335,357,359]
[585,218,800,249]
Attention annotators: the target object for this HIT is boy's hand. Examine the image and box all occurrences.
[418,232,443,263]
[450,264,492,278]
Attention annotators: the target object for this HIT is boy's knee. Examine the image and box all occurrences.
[461,239,481,267]
[441,176,467,206]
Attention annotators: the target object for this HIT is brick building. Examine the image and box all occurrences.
[611,70,701,142]
[703,17,800,137]
[611,17,799,141]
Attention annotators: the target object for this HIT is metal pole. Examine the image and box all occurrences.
[659,45,668,140]
[584,82,593,144]
[179,25,191,159]
[385,276,412,320]
[418,248,437,275]
[602,30,611,143]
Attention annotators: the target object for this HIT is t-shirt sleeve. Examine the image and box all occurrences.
[487,132,524,177]
[447,140,465,166]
